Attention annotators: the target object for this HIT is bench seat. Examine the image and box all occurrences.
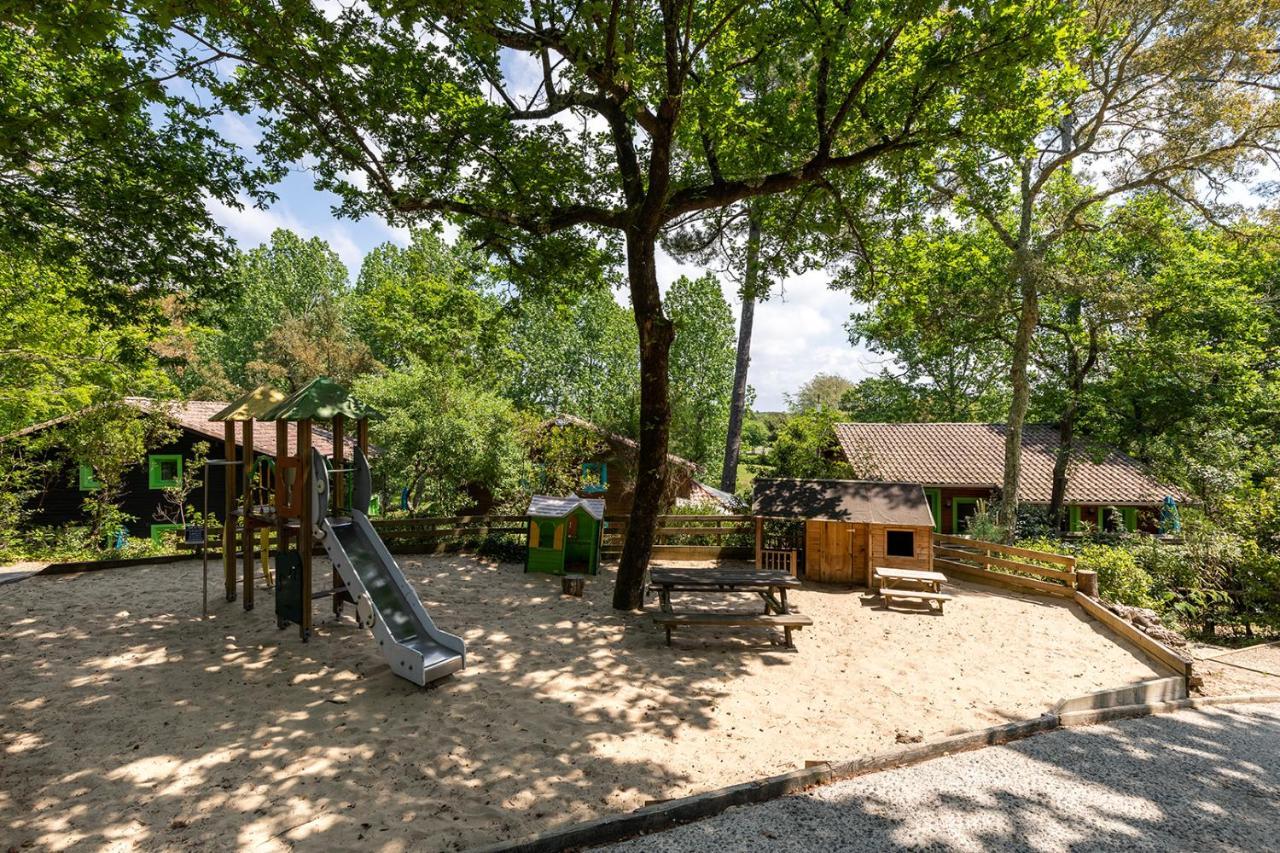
[880,589,953,611]
[651,611,813,647]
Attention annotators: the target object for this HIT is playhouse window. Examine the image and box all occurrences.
[148,454,183,489]
[149,523,183,547]
[581,462,607,493]
[538,520,557,547]
[885,529,915,557]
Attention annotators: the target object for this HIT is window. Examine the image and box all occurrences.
[923,488,941,533]
[952,498,979,534]
[78,464,101,491]
[885,529,916,557]
[148,454,183,489]
[149,523,183,547]
[581,461,607,494]
[538,520,557,548]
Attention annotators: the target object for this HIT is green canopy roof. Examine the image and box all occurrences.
[208,385,289,422]
[257,377,382,423]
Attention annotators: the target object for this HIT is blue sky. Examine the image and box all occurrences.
[206,112,882,412]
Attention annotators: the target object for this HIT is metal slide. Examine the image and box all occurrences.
[313,449,465,686]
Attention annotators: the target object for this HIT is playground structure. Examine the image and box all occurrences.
[206,377,464,686]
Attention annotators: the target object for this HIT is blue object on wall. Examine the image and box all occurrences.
[1159,496,1182,534]
[401,487,410,510]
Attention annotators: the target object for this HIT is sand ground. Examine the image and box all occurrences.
[1,555,1165,851]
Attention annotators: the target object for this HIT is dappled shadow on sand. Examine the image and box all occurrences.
[0,557,777,851]
[603,703,1280,851]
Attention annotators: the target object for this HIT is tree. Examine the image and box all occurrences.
[202,229,352,387]
[928,0,1280,534]
[349,230,504,372]
[353,360,527,516]
[0,6,264,308]
[666,273,736,476]
[787,373,857,413]
[154,0,1075,608]
[769,408,854,480]
[505,286,641,437]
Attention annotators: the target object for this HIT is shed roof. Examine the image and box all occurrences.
[526,495,606,520]
[833,422,1187,505]
[752,478,935,526]
[209,385,288,422]
[258,377,382,423]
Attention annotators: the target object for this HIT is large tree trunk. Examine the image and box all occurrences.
[1048,395,1077,529]
[998,257,1039,540]
[720,214,761,493]
[614,230,675,610]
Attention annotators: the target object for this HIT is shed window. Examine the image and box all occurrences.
[885,529,915,557]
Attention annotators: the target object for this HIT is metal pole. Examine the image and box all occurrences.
[203,460,209,620]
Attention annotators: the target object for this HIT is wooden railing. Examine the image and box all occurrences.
[758,548,798,575]
[602,514,754,561]
[933,533,1076,597]
[372,515,527,553]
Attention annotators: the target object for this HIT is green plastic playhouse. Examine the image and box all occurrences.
[524,495,605,575]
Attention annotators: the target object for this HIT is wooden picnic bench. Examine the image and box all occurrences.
[874,567,953,612]
[647,567,811,647]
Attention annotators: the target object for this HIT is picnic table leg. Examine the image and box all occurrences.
[659,587,673,614]
[784,626,794,648]
[665,625,672,646]
[780,586,789,615]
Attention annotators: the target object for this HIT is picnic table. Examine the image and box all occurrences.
[874,566,953,612]
[647,567,812,647]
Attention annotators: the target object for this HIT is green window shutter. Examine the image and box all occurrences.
[924,488,941,533]
[1122,507,1138,532]
[148,454,183,489]
[581,462,607,494]
[1068,506,1082,532]
[952,498,978,534]
[78,464,101,491]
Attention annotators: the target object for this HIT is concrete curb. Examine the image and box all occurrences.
[467,714,1059,853]
[1058,692,1280,727]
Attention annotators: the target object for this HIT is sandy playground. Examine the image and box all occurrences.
[1,554,1167,850]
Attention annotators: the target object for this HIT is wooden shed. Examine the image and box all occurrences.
[752,479,935,586]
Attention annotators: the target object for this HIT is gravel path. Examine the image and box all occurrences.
[599,703,1280,852]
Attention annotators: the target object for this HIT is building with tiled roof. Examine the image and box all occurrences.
[833,422,1187,534]
[3,397,357,539]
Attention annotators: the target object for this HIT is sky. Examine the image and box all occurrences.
[206,147,881,412]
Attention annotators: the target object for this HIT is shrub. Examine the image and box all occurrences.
[1076,543,1157,609]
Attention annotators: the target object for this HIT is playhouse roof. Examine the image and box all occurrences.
[526,495,606,520]
[752,478,935,527]
[209,385,288,422]
[257,377,382,423]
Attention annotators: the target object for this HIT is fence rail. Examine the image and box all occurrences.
[602,514,754,561]
[932,533,1076,597]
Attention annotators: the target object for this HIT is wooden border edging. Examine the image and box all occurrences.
[465,714,1059,853]
[1058,692,1280,727]
[36,553,201,576]
[1073,591,1193,680]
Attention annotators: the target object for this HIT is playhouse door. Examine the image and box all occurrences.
[565,513,596,573]
[804,521,854,583]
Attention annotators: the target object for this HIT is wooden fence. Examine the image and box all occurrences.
[372,516,528,553]
[602,514,754,562]
[932,533,1077,597]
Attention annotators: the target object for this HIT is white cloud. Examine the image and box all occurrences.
[206,194,302,247]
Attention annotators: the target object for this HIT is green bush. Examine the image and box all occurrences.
[1076,543,1157,609]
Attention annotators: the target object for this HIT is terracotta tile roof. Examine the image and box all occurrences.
[2,398,354,458]
[833,422,1187,505]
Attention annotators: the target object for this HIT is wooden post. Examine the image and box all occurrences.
[754,516,763,569]
[298,418,313,642]
[864,523,873,588]
[356,418,369,457]
[331,414,345,614]
[223,421,237,602]
[1076,568,1098,597]
[241,419,255,611]
[275,419,289,594]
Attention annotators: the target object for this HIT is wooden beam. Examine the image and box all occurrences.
[242,419,255,611]
[934,547,1077,583]
[223,421,236,602]
[331,414,345,615]
[298,419,313,642]
[934,558,1074,598]
[1074,591,1193,679]
[754,517,763,569]
[933,533,1076,567]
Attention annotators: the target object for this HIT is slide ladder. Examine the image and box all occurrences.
[313,449,465,686]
